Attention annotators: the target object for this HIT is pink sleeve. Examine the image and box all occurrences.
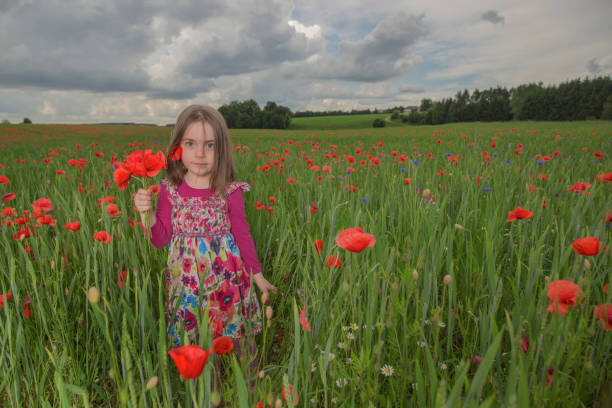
[228,189,262,275]
[147,182,172,248]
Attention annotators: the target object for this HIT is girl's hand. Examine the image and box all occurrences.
[252,273,278,303]
[133,188,153,213]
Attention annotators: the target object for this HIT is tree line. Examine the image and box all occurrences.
[404,76,612,125]
[218,100,293,129]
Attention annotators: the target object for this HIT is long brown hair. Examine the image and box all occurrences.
[166,105,235,197]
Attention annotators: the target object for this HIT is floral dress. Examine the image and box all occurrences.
[161,179,261,346]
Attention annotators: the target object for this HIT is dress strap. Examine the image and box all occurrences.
[161,179,180,204]
[225,181,250,196]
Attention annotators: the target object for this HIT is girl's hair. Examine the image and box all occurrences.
[167,105,235,197]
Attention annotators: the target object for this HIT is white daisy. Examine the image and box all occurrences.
[328,352,335,361]
[337,342,346,349]
[346,357,353,364]
[439,362,447,370]
[380,364,394,377]
[311,362,317,372]
[335,378,348,388]
[438,321,446,328]
[346,332,355,340]
[350,322,359,330]
[331,397,338,404]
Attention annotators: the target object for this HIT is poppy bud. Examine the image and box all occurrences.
[422,188,431,198]
[454,223,464,230]
[261,292,269,305]
[275,399,283,408]
[443,275,452,285]
[258,370,265,379]
[412,269,419,281]
[584,259,591,270]
[211,391,221,406]
[266,393,274,405]
[266,306,274,319]
[342,281,350,292]
[391,282,399,291]
[88,287,100,304]
[146,376,158,390]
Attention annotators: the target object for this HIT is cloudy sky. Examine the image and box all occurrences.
[1,0,611,124]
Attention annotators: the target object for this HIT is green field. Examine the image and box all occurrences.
[0,121,611,407]
[289,113,404,130]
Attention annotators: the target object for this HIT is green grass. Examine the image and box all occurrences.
[289,113,404,130]
[0,121,611,407]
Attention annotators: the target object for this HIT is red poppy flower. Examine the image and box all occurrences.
[38,214,56,226]
[2,192,16,202]
[212,336,234,354]
[594,151,603,159]
[546,280,580,315]
[282,384,299,406]
[568,182,591,194]
[113,163,132,190]
[106,203,121,218]
[597,172,612,183]
[93,231,111,244]
[0,176,9,184]
[324,255,342,268]
[32,198,53,212]
[571,237,600,256]
[149,185,160,194]
[169,145,182,161]
[336,227,376,252]
[404,178,413,184]
[168,345,212,379]
[98,196,115,207]
[521,334,529,353]
[0,293,12,307]
[313,239,323,255]
[299,306,311,332]
[143,150,167,177]
[309,203,318,215]
[593,304,612,331]
[506,206,533,221]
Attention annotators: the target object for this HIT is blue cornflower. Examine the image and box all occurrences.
[445,153,453,157]
[484,187,492,191]
[400,168,406,172]
[412,160,420,165]
[361,198,368,202]
[504,159,511,163]
[345,170,352,174]
[492,153,498,157]
[536,160,545,165]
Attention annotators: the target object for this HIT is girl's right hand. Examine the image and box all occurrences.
[133,188,153,213]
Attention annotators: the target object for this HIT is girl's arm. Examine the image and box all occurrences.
[227,189,262,275]
[228,189,278,297]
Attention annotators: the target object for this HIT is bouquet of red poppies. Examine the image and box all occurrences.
[113,149,167,239]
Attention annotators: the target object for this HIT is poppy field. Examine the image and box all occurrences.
[0,121,611,407]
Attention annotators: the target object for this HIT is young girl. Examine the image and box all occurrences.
[133,105,277,350]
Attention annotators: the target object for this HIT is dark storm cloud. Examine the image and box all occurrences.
[398,84,425,93]
[481,10,505,24]
[0,0,323,99]
[304,12,427,82]
[587,58,601,74]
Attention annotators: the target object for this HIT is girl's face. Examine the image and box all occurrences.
[180,121,216,187]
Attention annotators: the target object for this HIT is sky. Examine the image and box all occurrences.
[1,0,611,124]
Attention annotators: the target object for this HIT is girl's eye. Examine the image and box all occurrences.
[185,141,193,147]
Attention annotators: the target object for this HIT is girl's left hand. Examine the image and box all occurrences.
[252,273,278,303]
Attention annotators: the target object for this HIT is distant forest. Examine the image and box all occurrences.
[297,76,612,124]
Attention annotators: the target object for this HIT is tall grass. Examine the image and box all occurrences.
[0,121,611,407]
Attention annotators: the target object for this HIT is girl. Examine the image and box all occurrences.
[133,105,277,350]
